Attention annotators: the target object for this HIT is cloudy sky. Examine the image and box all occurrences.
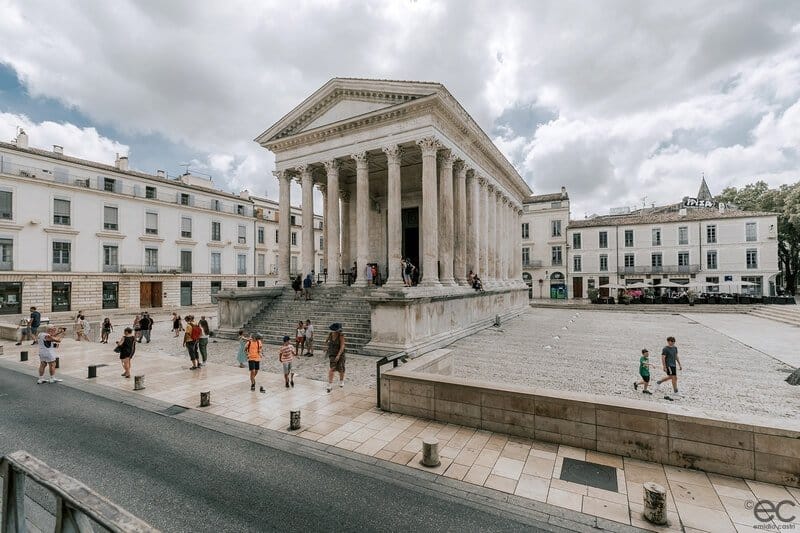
[1,0,799,218]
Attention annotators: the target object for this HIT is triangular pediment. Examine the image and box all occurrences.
[255,78,442,145]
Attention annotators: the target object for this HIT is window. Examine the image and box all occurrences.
[257,280,266,287]
[705,276,720,293]
[550,201,561,209]
[741,275,763,296]
[319,236,324,251]
[678,251,690,267]
[237,254,247,275]
[746,222,757,242]
[145,248,158,271]
[210,281,222,304]
[103,177,116,192]
[551,220,562,237]
[746,249,758,269]
[238,225,246,244]
[275,229,279,244]
[522,247,530,266]
[0,282,22,314]
[102,282,118,309]
[0,239,12,271]
[51,282,71,312]
[706,224,717,244]
[573,255,582,272]
[211,221,221,241]
[652,228,661,246]
[237,204,245,216]
[180,281,192,306]
[651,253,662,269]
[103,245,118,272]
[103,206,118,230]
[624,229,634,247]
[145,186,156,199]
[572,233,581,250]
[0,191,12,219]
[599,254,608,272]
[291,232,297,246]
[210,252,221,274]
[522,223,530,239]
[181,216,192,238]
[180,193,190,206]
[180,250,192,273]
[290,255,298,275]
[257,254,265,275]
[52,241,71,271]
[290,215,297,226]
[237,280,247,288]
[624,254,635,268]
[53,198,71,225]
[551,246,562,266]
[257,226,265,245]
[145,212,158,235]
[707,250,717,270]
[599,231,608,249]
[213,199,221,212]
[678,226,688,245]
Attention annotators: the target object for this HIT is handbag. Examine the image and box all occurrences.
[113,344,122,353]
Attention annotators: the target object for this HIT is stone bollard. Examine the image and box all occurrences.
[88,365,97,379]
[134,375,145,391]
[420,438,441,467]
[642,481,668,525]
[20,351,28,362]
[55,357,60,369]
[289,410,301,431]
[200,391,211,407]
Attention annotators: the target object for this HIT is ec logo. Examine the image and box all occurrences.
[746,499,797,523]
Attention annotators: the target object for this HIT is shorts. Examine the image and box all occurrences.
[665,366,677,376]
[282,361,293,374]
[296,336,304,343]
[248,360,260,371]
[639,374,650,383]
[39,351,56,363]
[31,327,39,335]
[329,355,345,372]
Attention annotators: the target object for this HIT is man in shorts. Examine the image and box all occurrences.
[656,336,682,397]
[37,326,65,384]
[325,323,346,392]
[246,333,264,392]
[303,319,314,356]
[17,306,42,346]
[279,335,296,388]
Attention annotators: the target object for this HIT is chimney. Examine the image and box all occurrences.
[53,145,63,155]
[239,189,250,200]
[679,208,687,217]
[156,170,166,178]
[115,154,129,171]
[561,186,567,199]
[15,129,28,149]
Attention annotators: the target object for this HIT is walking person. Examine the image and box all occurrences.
[16,317,31,346]
[279,335,296,388]
[295,320,306,357]
[81,315,92,342]
[325,323,346,393]
[303,319,314,356]
[236,329,249,368]
[633,348,655,395]
[22,306,41,346]
[37,326,65,384]
[100,318,113,344]
[198,316,210,364]
[246,333,264,392]
[133,313,143,342]
[139,312,153,343]
[183,316,201,370]
[656,336,683,398]
[115,327,136,378]
[365,263,373,286]
[303,273,313,300]
[171,313,181,337]
[75,314,90,342]
[292,275,303,299]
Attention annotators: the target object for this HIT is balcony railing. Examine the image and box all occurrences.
[617,264,701,275]
[120,264,180,274]
[522,260,543,268]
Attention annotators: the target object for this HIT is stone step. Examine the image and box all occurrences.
[748,309,800,327]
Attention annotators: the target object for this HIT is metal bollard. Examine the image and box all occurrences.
[200,391,211,407]
[134,375,145,391]
[55,357,60,369]
[289,410,301,431]
[420,438,441,467]
[642,481,668,525]
[88,365,97,379]
[20,351,28,362]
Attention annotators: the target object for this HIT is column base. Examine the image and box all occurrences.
[439,277,458,287]
[420,280,442,287]
[353,280,368,287]
[383,279,405,288]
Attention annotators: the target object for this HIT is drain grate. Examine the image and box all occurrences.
[559,457,619,492]
[161,405,189,416]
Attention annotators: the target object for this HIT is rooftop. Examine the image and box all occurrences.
[568,203,777,228]
[524,191,569,204]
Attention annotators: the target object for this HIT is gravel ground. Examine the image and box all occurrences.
[449,308,800,423]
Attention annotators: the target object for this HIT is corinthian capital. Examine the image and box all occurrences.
[340,191,351,202]
[382,145,403,165]
[273,169,290,182]
[416,136,440,157]
[437,150,456,167]
[323,159,340,174]
[453,160,467,177]
[351,151,369,168]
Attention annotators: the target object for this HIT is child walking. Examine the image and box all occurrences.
[246,333,264,393]
[101,318,113,344]
[295,321,306,356]
[279,335,296,388]
[633,348,654,395]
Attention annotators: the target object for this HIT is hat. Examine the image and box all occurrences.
[283,335,290,342]
[329,323,342,332]
[252,333,262,340]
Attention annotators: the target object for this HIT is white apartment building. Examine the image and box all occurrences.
[566,199,780,299]
[0,131,322,317]
[520,188,570,299]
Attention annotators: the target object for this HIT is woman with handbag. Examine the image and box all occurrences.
[115,327,136,378]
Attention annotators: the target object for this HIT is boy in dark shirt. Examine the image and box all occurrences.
[656,336,682,397]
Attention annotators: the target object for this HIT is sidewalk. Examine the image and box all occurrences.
[3,338,798,533]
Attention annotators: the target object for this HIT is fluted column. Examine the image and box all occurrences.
[515,206,523,282]
[275,169,292,285]
[383,145,404,287]
[494,190,502,281]
[323,160,341,284]
[340,191,351,271]
[353,152,370,287]
[298,165,314,277]
[465,169,478,275]
[453,161,468,285]
[486,184,496,281]
[479,178,489,279]
[417,137,440,286]
[499,195,507,282]
[437,150,456,286]
[508,205,516,280]
[319,184,327,275]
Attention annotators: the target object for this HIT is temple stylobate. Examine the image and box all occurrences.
[255,78,531,355]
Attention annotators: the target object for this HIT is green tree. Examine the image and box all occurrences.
[716,181,800,295]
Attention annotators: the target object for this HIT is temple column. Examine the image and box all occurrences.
[323,160,341,285]
[515,206,523,281]
[298,165,314,277]
[453,161,467,285]
[479,178,489,280]
[353,152,370,287]
[499,195,507,282]
[494,190,502,281]
[465,169,478,276]
[437,150,456,286]
[486,184,496,281]
[340,191,351,273]
[509,205,516,280]
[383,145,404,287]
[275,169,292,285]
[319,184,328,276]
[417,137,440,286]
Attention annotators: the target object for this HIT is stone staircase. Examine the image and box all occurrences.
[243,285,373,354]
[748,305,800,327]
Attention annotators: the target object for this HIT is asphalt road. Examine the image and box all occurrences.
[0,367,561,532]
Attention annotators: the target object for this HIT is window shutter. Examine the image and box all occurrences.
[133,185,142,197]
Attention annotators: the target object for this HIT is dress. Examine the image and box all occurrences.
[236,338,247,366]
[326,334,345,372]
[118,336,136,359]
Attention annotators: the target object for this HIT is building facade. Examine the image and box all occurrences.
[520,188,570,299]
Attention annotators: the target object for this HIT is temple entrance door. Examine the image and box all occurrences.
[402,207,420,274]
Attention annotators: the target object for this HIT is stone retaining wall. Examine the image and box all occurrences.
[381,350,800,487]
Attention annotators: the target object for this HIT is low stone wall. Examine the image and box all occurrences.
[215,287,282,338]
[381,350,800,487]
[364,284,529,356]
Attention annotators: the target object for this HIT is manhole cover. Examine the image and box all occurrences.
[559,457,618,492]
[161,405,188,416]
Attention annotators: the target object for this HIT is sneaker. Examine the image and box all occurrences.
[633,382,638,391]
[643,390,652,395]
[37,378,46,384]
[326,384,331,393]
[285,382,290,388]
[290,374,294,388]
[664,396,674,401]
[339,381,343,388]
[259,386,266,393]
[250,383,255,391]
[49,377,62,383]
[15,342,21,346]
